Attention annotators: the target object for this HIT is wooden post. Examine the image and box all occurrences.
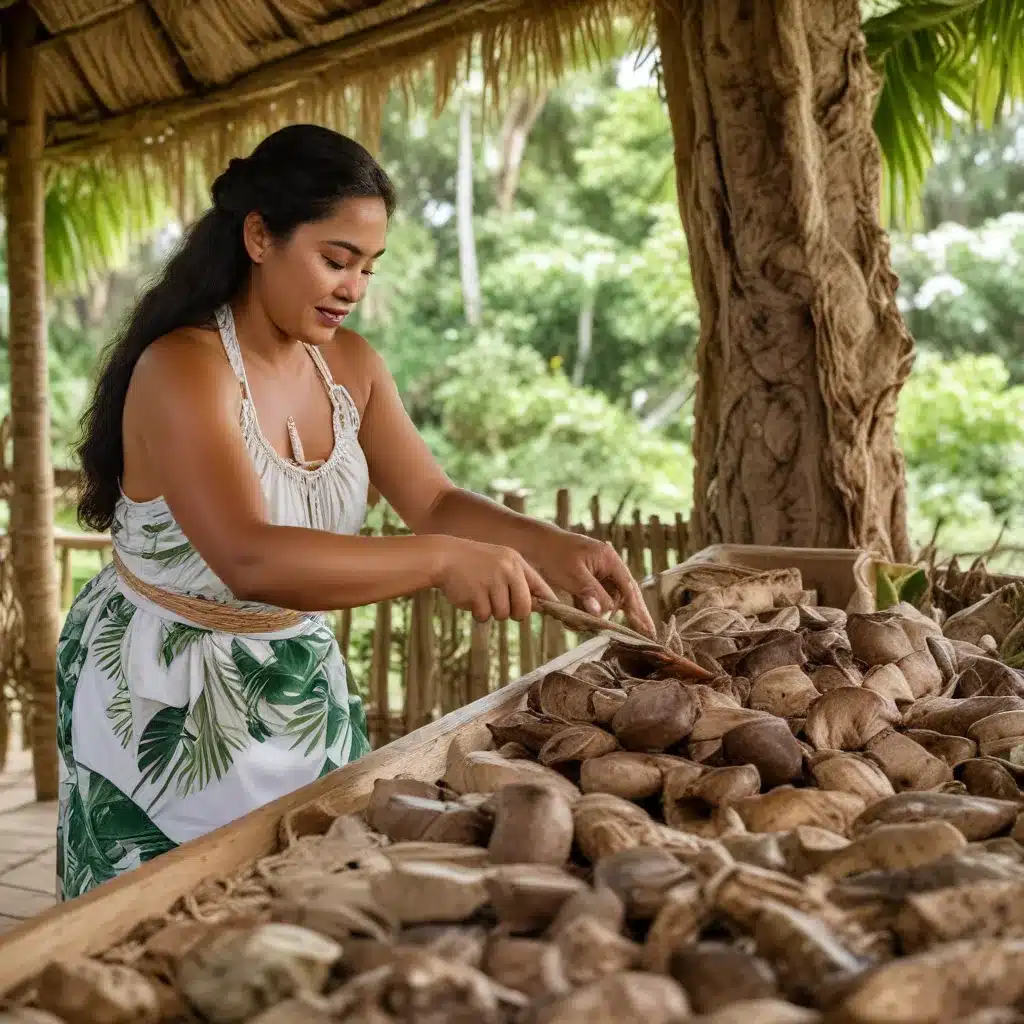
[369,601,391,746]
[467,620,491,702]
[497,622,510,688]
[440,600,462,714]
[627,510,646,580]
[497,491,514,688]
[590,495,603,541]
[611,522,627,565]
[648,514,669,575]
[6,3,60,801]
[334,608,352,663]
[59,547,73,609]
[405,589,436,733]
[675,513,690,563]
[541,489,570,661]
[504,491,535,676]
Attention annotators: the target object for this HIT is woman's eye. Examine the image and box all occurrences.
[323,256,345,271]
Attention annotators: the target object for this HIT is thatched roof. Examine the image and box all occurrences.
[0,0,649,169]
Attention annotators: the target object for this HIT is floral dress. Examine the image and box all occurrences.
[56,305,372,901]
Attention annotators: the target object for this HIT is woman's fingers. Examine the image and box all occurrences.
[471,593,491,623]
[603,557,657,637]
[523,561,558,604]
[489,582,511,622]
[574,567,615,617]
[508,567,534,621]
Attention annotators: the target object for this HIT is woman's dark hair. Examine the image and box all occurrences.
[76,123,396,531]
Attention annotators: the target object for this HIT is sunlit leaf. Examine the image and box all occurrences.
[43,161,177,294]
[865,0,1024,228]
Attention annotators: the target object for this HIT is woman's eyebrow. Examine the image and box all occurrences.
[325,239,387,259]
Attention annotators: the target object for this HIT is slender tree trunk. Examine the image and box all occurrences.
[6,2,60,800]
[573,276,597,387]
[496,88,547,213]
[456,91,482,327]
[655,0,914,561]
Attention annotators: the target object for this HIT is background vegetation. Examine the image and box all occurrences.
[7,51,1024,583]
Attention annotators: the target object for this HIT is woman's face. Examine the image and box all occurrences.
[245,195,389,345]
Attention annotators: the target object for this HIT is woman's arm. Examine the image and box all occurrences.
[352,333,655,635]
[129,333,554,616]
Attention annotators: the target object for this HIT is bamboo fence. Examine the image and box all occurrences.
[0,477,691,759]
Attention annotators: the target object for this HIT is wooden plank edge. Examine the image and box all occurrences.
[0,635,609,994]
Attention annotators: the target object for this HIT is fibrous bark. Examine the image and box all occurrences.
[7,2,61,800]
[655,0,914,561]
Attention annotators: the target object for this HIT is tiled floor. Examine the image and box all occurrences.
[0,737,57,935]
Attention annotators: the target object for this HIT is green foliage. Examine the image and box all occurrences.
[44,164,172,294]
[890,212,1024,377]
[897,349,1024,529]
[919,109,1024,228]
[32,25,1024,574]
[865,0,1024,227]
[573,83,677,245]
[425,333,692,520]
[0,305,104,467]
[875,563,929,609]
[352,69,696,418]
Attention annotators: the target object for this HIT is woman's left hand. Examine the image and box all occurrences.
[533,532,658,638]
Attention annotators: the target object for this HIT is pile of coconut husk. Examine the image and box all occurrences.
[14,562,1024,1024]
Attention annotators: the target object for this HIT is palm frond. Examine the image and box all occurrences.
[42,160,177,295]
[864,0,1024,228]
[968,0,1024,120]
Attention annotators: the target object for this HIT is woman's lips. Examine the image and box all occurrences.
[315,306,349,327]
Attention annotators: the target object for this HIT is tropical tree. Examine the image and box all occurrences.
[654,0,1024,561]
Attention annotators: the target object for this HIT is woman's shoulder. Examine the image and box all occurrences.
[133,326,236,392]
[127,326,240,432]
[317,327,387,413]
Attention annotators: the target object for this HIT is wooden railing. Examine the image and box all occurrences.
[30,488,691,747]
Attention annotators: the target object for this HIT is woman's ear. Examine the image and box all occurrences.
[242,211,270,263]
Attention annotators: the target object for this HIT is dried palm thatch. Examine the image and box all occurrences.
[0,0,651,192]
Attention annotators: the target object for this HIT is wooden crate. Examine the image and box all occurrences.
[0,636,610,996]
[642,544,1024,625]
[641,543,882,623]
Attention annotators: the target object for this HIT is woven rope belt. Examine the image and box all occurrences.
[112,550,306,633]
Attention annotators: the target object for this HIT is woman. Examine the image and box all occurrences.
[57,123,655,901]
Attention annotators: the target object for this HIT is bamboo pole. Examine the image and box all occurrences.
[369,600,392,746]
[648,514,669,574]
[627,509,646,579]
[590,494,603,541]
[335,608,352,662]
[6,2,61,801]
[440,600,462,714]
[541,489,570,661]
[405,589,436,733]
[675,513,689,563]
[504,491,535,675]
[467,620,491,702]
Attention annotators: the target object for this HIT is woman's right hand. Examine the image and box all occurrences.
[433,536,558,622]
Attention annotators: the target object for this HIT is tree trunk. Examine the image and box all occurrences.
[496,88,547,213]
[655,0,914,561]
[456,91,482,327]
[573,274,597,387]
[6,2,60,800]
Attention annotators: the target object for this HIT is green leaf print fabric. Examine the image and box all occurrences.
[57,305,371,902]
[57,505,370,904]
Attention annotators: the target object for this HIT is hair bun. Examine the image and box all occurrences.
[211,157,252,215]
